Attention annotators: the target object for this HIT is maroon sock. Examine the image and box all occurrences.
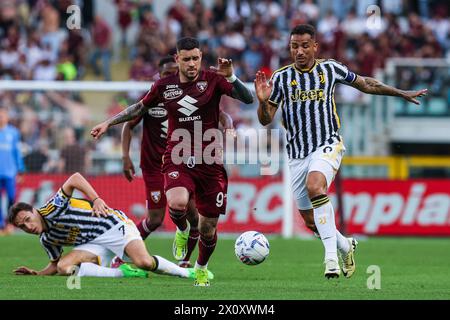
[137,218,151,240]
[169,208,188,231]
[197,232,217,266]
[184,229,199,262]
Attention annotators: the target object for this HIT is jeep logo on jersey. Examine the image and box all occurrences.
[168,171,179,179]
[177,95,198,116]
[164,88,183,100]
[148,107,167,118]
[196,81,208,92]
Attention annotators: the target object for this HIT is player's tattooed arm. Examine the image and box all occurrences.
[254,70,277,125]
[257,101,278,126]
[106,100,148,126]
[351,76,428,105]
[91,100,148,140]
[231,78,254,104]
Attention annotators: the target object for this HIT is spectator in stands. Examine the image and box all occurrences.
[90,15,112,81]
[299,0,320,23]
[226,0,251,24]
[39,2,65,62]
[318,10,339,44]
[129,55,156,81]
[331,0,352,21]
[242,40,263,78]
[115,0,134,48]
[0,41,19,79]
[381,0,404,15]
[212,0,227,24]
[167,0,190,25]
[426,6,449,51]
[45,91,90,141]
[32,51,57,81]
[0,106,24,235]
[66,28,86,79]
[23,139,55,173]
[56,53,78,81]
[58,127,90,174]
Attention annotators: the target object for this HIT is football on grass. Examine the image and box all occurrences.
[235,231,270,265]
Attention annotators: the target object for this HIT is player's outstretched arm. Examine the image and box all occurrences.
[350,76,428,105]
[210,58,254,104]
[219,110,236,138]
[14,261,58,276]
[121,118,141,182]
[61,172,110,217]
[230,77,254,104]
[90,100,148,140]
[219,110,234,130]
[255,70,278,126]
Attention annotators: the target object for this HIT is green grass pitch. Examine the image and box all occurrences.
[0,234,449,300]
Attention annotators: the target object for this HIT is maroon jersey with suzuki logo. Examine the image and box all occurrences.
[141,70,233,172]
[138,99,168,172]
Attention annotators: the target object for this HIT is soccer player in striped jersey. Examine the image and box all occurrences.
[255,24,427,279]
[8,172,210,280]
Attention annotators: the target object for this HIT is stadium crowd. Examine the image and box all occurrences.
[0,0,448,175]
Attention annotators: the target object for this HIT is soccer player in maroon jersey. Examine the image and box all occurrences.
[121,56,234,268]
[91,37,253,286]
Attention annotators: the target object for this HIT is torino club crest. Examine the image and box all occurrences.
[196,81,208,93]
[168,171,179,179]
[150,191,161,203]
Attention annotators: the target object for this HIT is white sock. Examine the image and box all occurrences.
[152,255,189,278]
[77,262,123,278]
[195,261,207,269]
[336,230,350,254]
[312,195,338,262]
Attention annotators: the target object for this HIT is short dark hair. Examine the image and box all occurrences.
[8,202,34,225]
[291,24,316,39]
[158,55,176,68]
[176,37,200,52]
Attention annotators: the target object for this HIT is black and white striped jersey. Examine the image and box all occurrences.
[269,59,357,159]
[38,188,129,261]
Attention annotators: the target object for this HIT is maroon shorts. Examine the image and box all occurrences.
[142,169,166,210]
[163,164,228,218]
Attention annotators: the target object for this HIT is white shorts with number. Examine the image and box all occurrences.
[73,220,142,267]
[289,137,346,210]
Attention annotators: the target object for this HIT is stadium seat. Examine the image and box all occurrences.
[394,98,406,115]
[406,99,426,115]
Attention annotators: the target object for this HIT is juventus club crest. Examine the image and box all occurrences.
[150,191,161,203]
[196,81,208,92]
[168,171,179,179]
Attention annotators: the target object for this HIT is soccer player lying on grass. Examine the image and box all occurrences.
[8,172,212,280]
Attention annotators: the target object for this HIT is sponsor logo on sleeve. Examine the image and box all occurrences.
[148,107,168,118]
